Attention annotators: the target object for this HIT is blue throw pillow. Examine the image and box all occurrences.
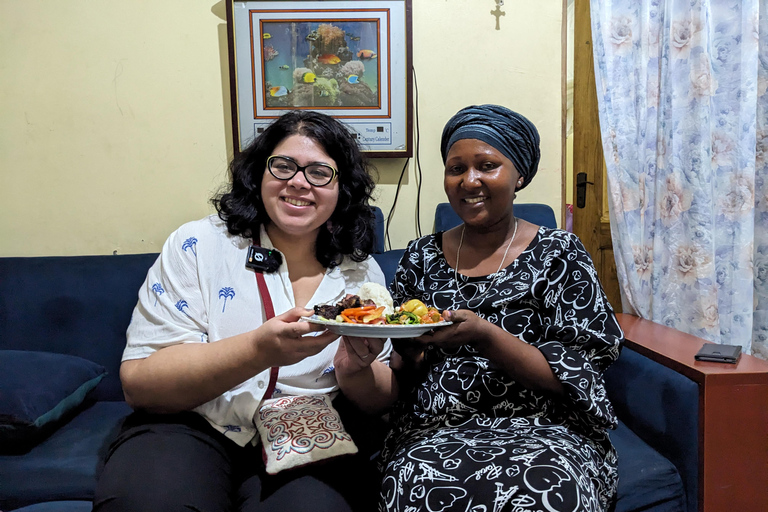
[0,350,107,453]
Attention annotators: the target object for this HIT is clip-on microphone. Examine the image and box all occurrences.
[245,245,283,273]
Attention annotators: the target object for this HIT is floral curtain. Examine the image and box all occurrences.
[589,0,768,358]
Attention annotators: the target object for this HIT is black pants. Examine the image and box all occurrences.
[93,399,385,512]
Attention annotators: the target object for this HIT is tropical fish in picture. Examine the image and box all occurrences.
[347,74,359,84]
[279,64,290,70]
[340,60,364,78]
[301,71,317,83]
[348,35,361,41]
[263,45,278,62]
[357,49,377,60]
[305,31,319,42]
[317,54,341,65]
[269,86,288,97]
[314,77,340,103]
[262,33,271,39]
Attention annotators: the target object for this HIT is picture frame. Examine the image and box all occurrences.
[226,0,413,158]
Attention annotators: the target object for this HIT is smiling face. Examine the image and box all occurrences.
[443,138,522,229]
[261,134,339,240]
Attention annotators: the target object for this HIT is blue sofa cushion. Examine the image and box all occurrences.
[372,205,386,254]
[10,501,94,512]
[0,401,132,511]
[0,351,106,454]
[610,421,686,512]
[0,253,160,402]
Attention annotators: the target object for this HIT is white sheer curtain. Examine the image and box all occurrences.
[589,0,768,358]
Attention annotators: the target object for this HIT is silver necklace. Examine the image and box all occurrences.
[454,218,518,303]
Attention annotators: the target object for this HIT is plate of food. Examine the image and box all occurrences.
[303,283,451,338]
[302,315,452,338]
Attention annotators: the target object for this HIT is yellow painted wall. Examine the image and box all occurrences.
[0,0,564,257]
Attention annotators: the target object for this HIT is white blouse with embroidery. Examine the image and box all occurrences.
[123,215,391,446]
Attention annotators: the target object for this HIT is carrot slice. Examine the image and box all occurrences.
[342,305,375,317]
[361,306,386,323]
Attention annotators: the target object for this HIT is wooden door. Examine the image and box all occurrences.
[572,0,622,313]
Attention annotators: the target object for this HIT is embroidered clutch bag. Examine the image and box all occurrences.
[254,394,358,474]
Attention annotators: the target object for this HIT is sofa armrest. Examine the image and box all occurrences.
[614,313,768,512]
[605,334,699,512]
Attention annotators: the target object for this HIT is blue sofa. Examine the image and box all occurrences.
[0,209,697,511]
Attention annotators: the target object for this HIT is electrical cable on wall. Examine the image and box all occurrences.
[413,67,423,238]
[384,66,421,249]
[385,157,409,251]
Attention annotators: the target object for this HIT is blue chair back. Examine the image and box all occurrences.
[371,206,403,285]
[434,202,558,232]
[372,206,386,253]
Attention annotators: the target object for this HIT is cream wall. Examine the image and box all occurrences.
[0,0,564,257]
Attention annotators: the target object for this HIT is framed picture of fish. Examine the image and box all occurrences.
[226,0,413,158]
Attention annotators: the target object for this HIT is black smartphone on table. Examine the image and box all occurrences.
[694,343,742,364]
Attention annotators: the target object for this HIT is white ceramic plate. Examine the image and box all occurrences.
[301,315,452,338]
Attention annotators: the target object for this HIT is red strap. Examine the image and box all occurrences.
[255,271,275,319]
[253,242,280,400]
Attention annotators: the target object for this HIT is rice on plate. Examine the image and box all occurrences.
[358,282,394,315]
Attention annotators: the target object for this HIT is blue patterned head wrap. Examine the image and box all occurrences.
[440,104,541,189]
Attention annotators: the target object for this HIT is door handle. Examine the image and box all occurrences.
[576,172,594,208]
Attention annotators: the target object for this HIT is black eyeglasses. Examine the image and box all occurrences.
[266,155,337,187]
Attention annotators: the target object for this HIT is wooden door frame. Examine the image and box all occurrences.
[561,0,569,229]
[570,0,622,312]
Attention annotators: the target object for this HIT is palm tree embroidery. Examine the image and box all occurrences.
[219,287,235,312]
[182,237,198,257]
[151,282,165,306]
[317,366,335,381]
[175,300,191,318]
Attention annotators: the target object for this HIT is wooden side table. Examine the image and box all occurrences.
[617,314,768,512]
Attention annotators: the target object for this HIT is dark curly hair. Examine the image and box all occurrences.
[212,110,377,268]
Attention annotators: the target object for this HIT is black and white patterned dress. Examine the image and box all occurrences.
[378,227,624,512]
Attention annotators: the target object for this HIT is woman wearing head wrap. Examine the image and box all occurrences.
[378,105,624,511]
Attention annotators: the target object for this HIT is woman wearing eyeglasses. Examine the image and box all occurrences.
[93,111,398,512]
